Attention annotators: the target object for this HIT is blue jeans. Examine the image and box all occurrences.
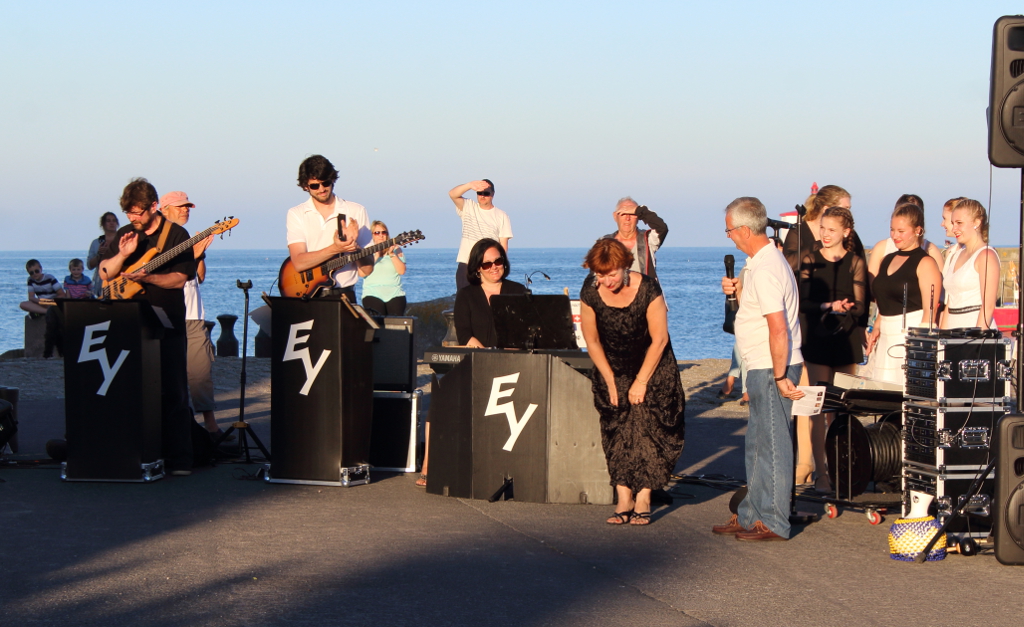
[728,342,747,393]
[738,364,802,538]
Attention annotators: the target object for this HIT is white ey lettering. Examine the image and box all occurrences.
[282,320,331,395]
[484,372,538,451]
[77,321,130,396]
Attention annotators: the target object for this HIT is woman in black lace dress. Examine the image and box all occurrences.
[579,239,685,526]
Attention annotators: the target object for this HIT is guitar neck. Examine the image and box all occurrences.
[320,238,400,275]
[140,223,218,274]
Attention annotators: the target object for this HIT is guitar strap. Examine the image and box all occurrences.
[154,216,173,253]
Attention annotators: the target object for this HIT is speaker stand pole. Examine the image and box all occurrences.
[214,279,271,462]
[1017,168,1023,410]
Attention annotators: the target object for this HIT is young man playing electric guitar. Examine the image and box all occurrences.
[285,155,373,302]
[98,177,197,476]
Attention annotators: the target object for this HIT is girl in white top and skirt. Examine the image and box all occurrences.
[940,198,1000,330]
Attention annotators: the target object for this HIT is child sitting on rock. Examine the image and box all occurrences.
[20,259,64,316]
[63,258,93,299]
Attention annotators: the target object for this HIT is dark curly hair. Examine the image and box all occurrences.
[99,211,118,229]
[297,155,338,189]
[466,238,510,286]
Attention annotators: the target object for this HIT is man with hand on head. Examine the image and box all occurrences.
[160,191,231,443]
[602,197,669,282]
[286,155,373,302]
[99,178,197,476]
[448,179,513,290]
[713,197,804,542]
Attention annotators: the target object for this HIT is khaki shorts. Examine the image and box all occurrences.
[186,319,216,412]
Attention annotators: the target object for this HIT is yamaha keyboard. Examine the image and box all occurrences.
[423,346,594,374]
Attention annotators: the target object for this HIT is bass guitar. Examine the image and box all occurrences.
[278,230,425,299]
[102,218,240,300]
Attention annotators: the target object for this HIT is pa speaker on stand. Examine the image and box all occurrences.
[988,16,1024,167]
[994,414,1024,564]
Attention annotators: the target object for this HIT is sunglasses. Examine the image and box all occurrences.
[29,269,42,275]
[480,259,505,271]
[373,230,389,235]
[307,181,334,190]
[477,190,493,197]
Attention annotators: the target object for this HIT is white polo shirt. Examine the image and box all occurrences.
[734,241,803,371]
[286,196,372,289]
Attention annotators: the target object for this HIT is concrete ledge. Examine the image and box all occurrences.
[23,315,46,360]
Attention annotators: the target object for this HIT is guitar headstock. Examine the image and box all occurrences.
[211,217,240,237]
[394,230,425,247]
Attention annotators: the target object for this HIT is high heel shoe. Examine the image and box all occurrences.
[795,464,813,486]
[813,475,833,495]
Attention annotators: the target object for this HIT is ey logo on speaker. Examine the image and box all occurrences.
[78,321,130,396]
[282,320,331,395]
[485,372,538,451]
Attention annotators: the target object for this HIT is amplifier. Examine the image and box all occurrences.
[903,402,1005,471]
[369,390,421,472]
[373,317,416,392]
[904,333,1011,404]
[903,461,994,538]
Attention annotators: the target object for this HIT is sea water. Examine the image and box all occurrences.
[0,247,740,359]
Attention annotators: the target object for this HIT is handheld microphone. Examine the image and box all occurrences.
[724,255,738,312]
[765,218,791,232]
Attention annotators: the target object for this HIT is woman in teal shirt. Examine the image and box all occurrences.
[361,220,407,315]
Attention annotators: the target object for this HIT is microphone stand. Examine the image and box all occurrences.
[213,279,271,463]
[788,202,818,525]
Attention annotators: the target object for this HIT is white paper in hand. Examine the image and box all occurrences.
[790,386,826,416]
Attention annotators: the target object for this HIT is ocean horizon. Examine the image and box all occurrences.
[1,247,740,360]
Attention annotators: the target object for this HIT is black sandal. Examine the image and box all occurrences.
[606,510,634,525]
[415,474,427,488]
[630,511,652,526]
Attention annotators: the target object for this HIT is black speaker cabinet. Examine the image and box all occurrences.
[989,16,1024,167]
[373,316,416,392]
[369,390,421,472]
[427,351,612,504]
[266,297,375,486]
[994,413,1024,564]
[59,300,166,482]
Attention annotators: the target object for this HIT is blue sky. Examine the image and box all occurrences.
[3,1,1023,251]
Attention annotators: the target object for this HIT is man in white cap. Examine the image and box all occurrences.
[160,191,232,442]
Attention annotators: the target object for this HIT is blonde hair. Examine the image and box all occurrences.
[943,197,966,213]
[951,198,989,243]
[809,185,850,221]
[821,205,856,251]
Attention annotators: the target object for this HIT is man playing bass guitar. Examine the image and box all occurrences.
[285,155,373,302]
[98,177,197,476]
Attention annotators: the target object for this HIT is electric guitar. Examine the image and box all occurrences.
[102,218,240,300]
[278,230,425,299]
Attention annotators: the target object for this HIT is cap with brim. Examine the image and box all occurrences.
[160,191,194,209]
